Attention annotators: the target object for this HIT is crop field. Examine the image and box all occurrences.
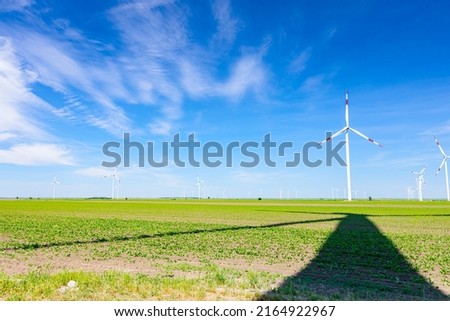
[0,199,449,300]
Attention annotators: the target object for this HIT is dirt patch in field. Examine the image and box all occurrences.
[0,250,160,276]
[423,266,450,295]
[0,235,12,243]
[0,243,316,278]
[0,250,212,279]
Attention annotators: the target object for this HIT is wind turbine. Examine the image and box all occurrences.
[203,181,208,199]
[49,176,60,199]
[405,186,415,200]
[434,137,450,201]
[196,176,204,199]
[410,166,426,201]
[116,179,122,199]
[331,186,340,200]
[320,90,382,201]
[105,167,119,199]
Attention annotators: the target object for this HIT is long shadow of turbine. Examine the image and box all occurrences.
[1,217,342,251]
[258,214,448,300]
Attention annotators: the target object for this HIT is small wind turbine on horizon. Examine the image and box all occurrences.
[320,90,382,201]
[116,179,122,199]
[203,181,208,199]
[434,137,450,201]
[196,176,204,199]
[406,186,415,200]
[410,166,426,202]
[49,176,60,199]
[105,167,119,199]
[331,186,340,199]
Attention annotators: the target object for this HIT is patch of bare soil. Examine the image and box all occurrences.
[0,250,210,280]
[0,249,160,275]
[423,267,450,295]
[0,235,11,242]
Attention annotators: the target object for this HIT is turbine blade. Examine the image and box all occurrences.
[420,166,427,174]
[320,127,347,144]
[434,137,448,157]
[349,128,383,147]
[436,157,447,175]
[345,90,349,127]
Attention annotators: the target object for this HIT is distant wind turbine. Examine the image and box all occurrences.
[320,90,382,201]
[331,186,340,199]
[49,176,60,199]
[116,179,122,199]
[196,176,204,199]
[410,166,426,202]
[434,137,450,201]
[406,186,415,200]
[105,167,119,199]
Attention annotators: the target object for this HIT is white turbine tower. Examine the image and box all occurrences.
[196,176,204,199]
[203,181,208,199]
[410,166,426,202]
[105,167,119,199]
[331,186,340,200]
[321,90,382,201]
[434,137,450,201]
[405,186,415,200]
[116,179,122,199]
[49,176,60,199]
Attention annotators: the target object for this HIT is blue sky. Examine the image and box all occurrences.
[1,0,450,199]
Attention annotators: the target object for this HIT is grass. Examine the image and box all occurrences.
[0,199,449,300]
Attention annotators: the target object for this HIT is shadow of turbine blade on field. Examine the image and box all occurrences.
[259,214,449,301]
[1,217,342,251]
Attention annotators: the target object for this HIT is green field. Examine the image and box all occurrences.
[0,199,449,300]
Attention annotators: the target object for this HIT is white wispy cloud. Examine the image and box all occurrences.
[0,132,16,141]
[178,59,214,98]
[148,119,174,136]
[179,49,269,101]
[289,48,311,74]
[211,0,239,48]
[0,143,74,165]
[2,26,133,136]
[0,37,49,139]
[219,51,268,100]
[1,0,271,139]
[109,0,270,133]
[421,120,450,137]
[300,74,331,93]
[108,0,188,135]
[75,166,114,177]
[0,0,33,12]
